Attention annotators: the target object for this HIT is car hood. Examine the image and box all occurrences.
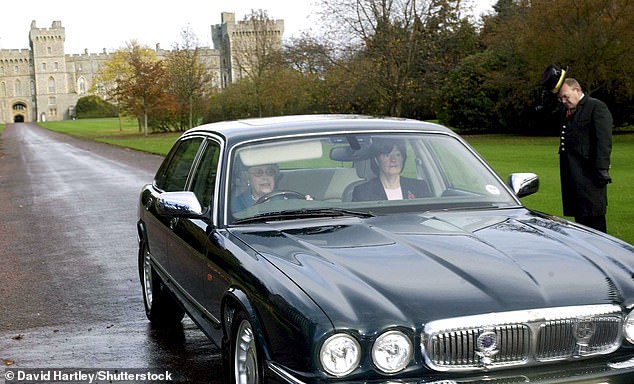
[231,208,634,330]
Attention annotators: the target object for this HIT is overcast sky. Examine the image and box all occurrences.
[0,0,495,54]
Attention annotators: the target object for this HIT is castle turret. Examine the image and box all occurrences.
[29,20,74,121]
[212,12,284,88]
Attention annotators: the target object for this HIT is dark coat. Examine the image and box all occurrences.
[352,177,431,202]
[558,95,613,217]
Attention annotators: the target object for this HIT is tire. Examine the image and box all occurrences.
[230,310,262,384]
[139,243,185,326]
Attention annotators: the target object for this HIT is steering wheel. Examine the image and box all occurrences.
[255,190,306,205]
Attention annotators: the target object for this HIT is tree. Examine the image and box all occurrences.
[437,50,499,131]
[316,0,476,117]
[283,34,335,77]
[118,47,170,135]
[93,41,170,134]
[414,0,479,119]
[74,95,116,119]
[91,46,135,131]
[317,0,423,116]
[165,27,215,131]
[475,0,634,129]
[206,30,346,122]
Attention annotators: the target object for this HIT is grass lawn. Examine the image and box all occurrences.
[35,118,634,244]
[40,118,180,156]
[466,134,634,243]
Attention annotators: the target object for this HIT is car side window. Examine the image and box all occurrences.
[190,140,220,209]
[155,137,204,192]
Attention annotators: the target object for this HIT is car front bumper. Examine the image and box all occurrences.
[265,355,634,384]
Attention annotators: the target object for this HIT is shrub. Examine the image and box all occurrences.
[75,96,117,119]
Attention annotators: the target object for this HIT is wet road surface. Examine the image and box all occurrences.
[0,123,221,383]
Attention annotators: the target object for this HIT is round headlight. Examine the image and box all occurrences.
[624,310,634,344]
[319,333,361,377]
[372,330,413,374]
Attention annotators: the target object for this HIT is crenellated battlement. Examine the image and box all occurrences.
[29,20,65,34]
[67,51,112,58]
[0,49,31,58]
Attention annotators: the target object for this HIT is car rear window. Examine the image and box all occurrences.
[155,137,204,192]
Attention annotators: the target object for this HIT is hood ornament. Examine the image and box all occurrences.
[475,329,499,367]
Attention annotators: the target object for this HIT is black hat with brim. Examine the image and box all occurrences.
[540,64,567,93]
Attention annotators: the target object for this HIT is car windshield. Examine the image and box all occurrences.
[227,132,519,223]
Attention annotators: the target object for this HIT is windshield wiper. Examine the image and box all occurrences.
[427,203,503,212]
[305,208,374,218]
[233,208,374,224]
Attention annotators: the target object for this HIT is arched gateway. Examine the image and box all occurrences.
[12,102,28,123]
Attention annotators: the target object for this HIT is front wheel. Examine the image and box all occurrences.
[230,311,262,384]
[139,243,184,326]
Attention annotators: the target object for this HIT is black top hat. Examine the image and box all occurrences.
[540,64,567,93]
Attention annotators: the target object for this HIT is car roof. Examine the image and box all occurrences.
[182,114,454,143]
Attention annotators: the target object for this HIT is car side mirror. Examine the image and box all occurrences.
[157,191,205,218]
[507,173,539,198]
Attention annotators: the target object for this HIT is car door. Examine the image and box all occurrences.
[168,139,222,312]
[145,137,204,272]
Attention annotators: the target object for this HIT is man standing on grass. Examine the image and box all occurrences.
[556,78,613,233]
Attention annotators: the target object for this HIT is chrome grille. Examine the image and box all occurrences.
[430,324,530,368]
[536,315,623,360]
[422,304,623,372]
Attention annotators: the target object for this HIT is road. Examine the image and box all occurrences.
[0,123,220,383]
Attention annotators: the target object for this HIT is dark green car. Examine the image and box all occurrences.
[137,115,634,383]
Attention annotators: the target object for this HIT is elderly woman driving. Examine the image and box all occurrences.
[232,164,312,212]
[232,164,280,211]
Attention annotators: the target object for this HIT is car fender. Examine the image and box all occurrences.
[221,286,273,362]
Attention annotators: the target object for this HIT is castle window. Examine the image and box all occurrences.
[48,77,56,93]
[1,82,6,97]
[47,47,52,55]
[42,62,47,71]
[54,62,59,71]
[15,80,21,96]
[78,77,87,95]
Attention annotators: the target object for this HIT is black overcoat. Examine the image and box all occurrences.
[558,95,613,217]
[352,177,431,202]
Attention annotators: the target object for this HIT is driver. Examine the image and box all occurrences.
[231,164,312,212]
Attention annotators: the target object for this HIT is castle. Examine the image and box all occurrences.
[0,13,284,124]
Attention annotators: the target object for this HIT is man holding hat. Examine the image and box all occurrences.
[541,66,613,233]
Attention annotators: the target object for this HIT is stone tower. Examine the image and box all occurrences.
[0,46,32,123]
[29,20,75,121]
[212,12,284,88]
